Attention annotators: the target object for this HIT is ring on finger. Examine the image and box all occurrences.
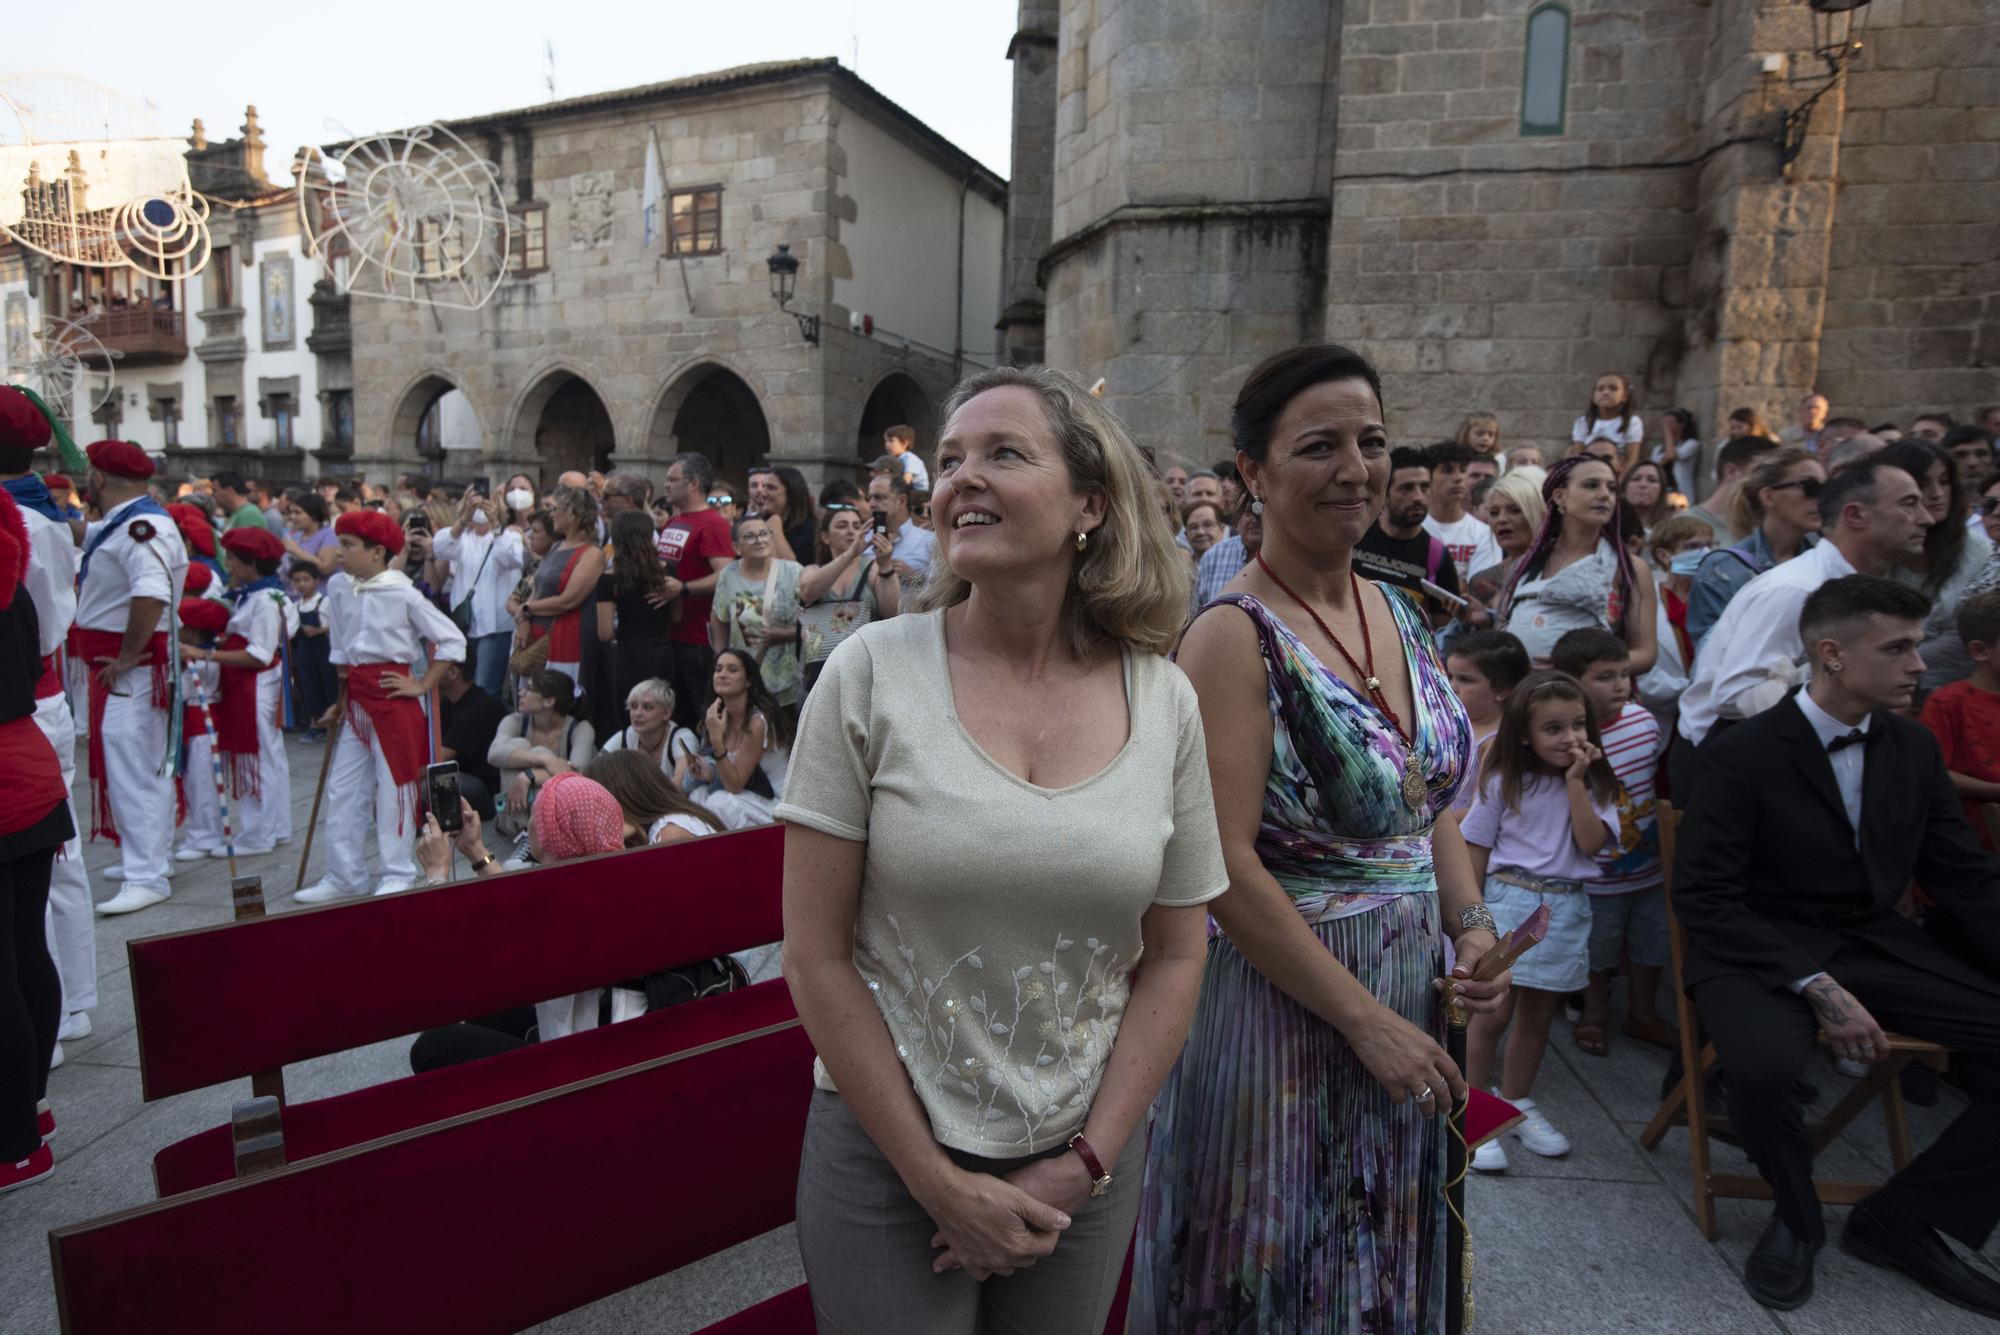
[1415,1087,1436,1104]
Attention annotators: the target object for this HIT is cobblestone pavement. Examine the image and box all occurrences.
[3,733,1994,1332]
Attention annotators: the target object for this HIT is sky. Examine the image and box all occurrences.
[7,0,1019,184]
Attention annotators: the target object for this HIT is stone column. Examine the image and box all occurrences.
[1677,0,1844,483]
[1001,1,1059,367]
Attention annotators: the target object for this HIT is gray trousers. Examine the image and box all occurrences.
[794,1090,1142,1335]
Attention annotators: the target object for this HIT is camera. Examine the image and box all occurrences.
[425,762,462,833]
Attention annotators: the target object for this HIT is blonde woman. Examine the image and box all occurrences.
[781,365,1226,1333]
[1468,466,1547,607]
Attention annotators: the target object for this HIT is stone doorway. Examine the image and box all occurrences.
[857,371,934,468]
[513,372,615,487]
[647,364,770,493]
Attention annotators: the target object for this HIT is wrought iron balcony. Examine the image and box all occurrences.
[71,306,186,365]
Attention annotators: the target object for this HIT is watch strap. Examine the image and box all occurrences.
[1067,1132,1109,1193]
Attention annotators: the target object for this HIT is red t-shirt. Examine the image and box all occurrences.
[655,508,735,646]
[1920,680,2000,852]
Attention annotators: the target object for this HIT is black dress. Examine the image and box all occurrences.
[597,570,678,731]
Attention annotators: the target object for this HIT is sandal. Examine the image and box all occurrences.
[1574,1022,1609,1057]
[1622,1015,1680,1051]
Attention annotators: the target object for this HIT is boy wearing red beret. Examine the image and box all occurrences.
[299,510,466,900]
[183,528,298,856]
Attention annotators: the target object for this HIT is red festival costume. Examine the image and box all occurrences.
[344,662,431,832]
[68,626,173,841]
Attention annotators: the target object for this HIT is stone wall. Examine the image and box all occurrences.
[1817,0,2000,428]
[1324,0,1709,451]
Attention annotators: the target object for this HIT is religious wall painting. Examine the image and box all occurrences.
[260,255,294,351]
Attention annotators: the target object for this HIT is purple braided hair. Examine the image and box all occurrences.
[1497,454,1635,633]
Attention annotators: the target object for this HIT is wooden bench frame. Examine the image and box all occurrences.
[1638,806,1951,1238]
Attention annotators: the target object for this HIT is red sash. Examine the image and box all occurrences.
[35,653,60,700]
[69,627,172,842]
[545,545,588,664]
[215,633,276,800]
[346,663,430,833]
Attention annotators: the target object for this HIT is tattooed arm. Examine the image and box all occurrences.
[1802,976,1889,1063]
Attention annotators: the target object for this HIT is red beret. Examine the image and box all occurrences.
[0,387,52,453]
[335,509,405,556]
[167,503,217,558]
[182,563,215,595]
[44,475,71,490]
[86,439,155,480]
[178,596,230,633]
[220,526,284,562]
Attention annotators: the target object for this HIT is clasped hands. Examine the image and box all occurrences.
[922,1150,1091,1280]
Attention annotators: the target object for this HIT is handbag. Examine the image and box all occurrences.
[449,533,499,634]
[798,562,873,665]
[508,626,551,677]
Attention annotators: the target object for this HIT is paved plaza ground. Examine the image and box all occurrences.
[3,732,1996,1333]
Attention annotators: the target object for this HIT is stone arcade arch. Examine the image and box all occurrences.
[645,363,771,492]
[856,371,935,465]
[389,373,483,480]
[509,370,616,488]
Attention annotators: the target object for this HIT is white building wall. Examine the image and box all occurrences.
[245,233,321,454]
[831,103,1004,365]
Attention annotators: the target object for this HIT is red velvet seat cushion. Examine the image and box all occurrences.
[155,980,797,1197]
[692,1284,814,1334]
[130,826,784,1100]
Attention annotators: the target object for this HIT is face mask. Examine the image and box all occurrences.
[1668,548,1711,576]
[471,507,491,528]
[505,488,534,512]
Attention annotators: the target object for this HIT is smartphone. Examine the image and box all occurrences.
[425,761,462,833]
[871,508,889,537]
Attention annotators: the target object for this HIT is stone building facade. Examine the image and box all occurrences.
[1008,0,1999,474]
[344,60,1005,492]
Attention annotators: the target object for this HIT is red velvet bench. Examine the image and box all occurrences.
[52,1015,820,1334]
[127,825,786,1196]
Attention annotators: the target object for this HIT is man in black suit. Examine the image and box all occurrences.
[1677,575,2000,1314]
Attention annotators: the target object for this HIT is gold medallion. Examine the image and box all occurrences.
[1401,750,1428,810]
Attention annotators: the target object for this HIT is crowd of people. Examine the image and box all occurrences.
[3,360,2000,1331]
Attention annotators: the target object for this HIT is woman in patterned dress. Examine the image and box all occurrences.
[1135,344,1514,1332]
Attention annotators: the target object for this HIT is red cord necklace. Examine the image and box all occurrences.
[1255,552,1430,810]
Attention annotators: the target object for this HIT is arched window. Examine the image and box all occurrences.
[1521,3,1571,137]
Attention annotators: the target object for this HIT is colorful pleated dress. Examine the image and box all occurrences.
[1134,588,1472,1334]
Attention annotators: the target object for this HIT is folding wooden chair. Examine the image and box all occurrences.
[1638,805,1951,1239]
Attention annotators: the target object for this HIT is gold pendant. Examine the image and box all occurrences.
[1401,749,1428,810]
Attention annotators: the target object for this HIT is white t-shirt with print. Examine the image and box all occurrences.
[1422,512,1502,585]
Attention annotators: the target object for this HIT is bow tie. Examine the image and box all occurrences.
[1827,728,1869,753]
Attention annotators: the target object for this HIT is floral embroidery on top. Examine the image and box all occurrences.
[859,914,1137,1154]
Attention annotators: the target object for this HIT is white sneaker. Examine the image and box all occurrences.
[294,880,366,905]
[57,1012,91,1042]
[211,844,275,858]
[371,878,414,897]
[95,885,169,915]
[48,1040,64,1070]
[1471,1139,1509,1173]
[1510,1097,1571,1157]
[1833,1056,1871,1079]
[173,844,215,862]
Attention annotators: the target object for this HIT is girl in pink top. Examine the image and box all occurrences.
[1457,670,1621,1173]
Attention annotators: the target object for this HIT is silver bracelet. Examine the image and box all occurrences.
[1456,904,1499,939]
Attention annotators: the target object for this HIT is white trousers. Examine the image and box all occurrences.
[33,692,96,1015]
[100,665,174,897]
[232,670,292,849]
[321,723,417,891]
[181,732,226,852]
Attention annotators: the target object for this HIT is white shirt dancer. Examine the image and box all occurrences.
[209,526,298,855]
[72,442,188,916]
[298,511,466,902]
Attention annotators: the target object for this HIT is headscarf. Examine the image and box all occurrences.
[530,773,627,862]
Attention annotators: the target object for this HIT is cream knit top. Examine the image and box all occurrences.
[776,610,1228,1155]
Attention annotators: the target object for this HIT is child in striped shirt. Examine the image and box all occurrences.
[1552,628,1674,1057]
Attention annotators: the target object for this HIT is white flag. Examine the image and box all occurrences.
[641,129,664,249]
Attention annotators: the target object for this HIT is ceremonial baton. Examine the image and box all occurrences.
[294,694,345,894]
[1446,901,1551,1335]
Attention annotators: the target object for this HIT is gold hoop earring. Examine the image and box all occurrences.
[1076,530,1088,551]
